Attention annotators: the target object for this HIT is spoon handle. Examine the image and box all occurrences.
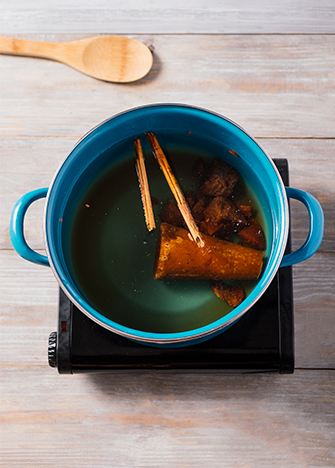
[0,36,62,60]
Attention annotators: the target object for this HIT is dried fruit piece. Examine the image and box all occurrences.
[238,219,265,250]
[211,281,245,307]
[237,204,253,219]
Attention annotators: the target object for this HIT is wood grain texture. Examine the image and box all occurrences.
[1,137,333,251]
[1,35,334,138]
[292,252,335,369]
[0,367,334,467]
[1,250,334,369]
[0,0,334,34]
[1,9,334,466]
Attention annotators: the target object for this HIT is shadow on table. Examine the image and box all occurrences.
[87,370,294,402]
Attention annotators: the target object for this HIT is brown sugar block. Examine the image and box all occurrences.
[200,218,235,239]
[204,223,235,240]
[203,197,247,236]
[160,195,199,228]
[211,282,245,307]
[199,220,210,235]
[198,157,239,198]
[160,199,184,227]
[192,198,208,224]
[154,223,264,281]
[184,192,198,210]
[238,219,265,250]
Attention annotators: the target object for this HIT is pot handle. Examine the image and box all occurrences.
[9,188,50,267]
[281,187,324,267]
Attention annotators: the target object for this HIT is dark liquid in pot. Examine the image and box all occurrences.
[66,134,266,333]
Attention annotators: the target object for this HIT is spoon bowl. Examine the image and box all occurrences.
[0,35,153,83]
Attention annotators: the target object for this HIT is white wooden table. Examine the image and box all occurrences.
[1,2,334,466]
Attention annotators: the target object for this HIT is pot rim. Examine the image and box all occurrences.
[44,103,289,344]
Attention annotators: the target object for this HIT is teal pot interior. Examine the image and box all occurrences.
[43,104,290,346]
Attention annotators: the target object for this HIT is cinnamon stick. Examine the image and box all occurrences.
[146,132,204,248]
[134,138,156,232]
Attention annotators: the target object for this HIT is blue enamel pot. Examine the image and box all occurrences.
[9,104,324,346]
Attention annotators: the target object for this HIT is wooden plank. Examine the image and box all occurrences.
[0,35,334,138]
[1,0,334,34]
[293,252,335,369]
[1,137,333,251]
[0,366,334,467]
[1,250,334,369]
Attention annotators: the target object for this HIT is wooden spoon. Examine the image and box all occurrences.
[0,36,153,83]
